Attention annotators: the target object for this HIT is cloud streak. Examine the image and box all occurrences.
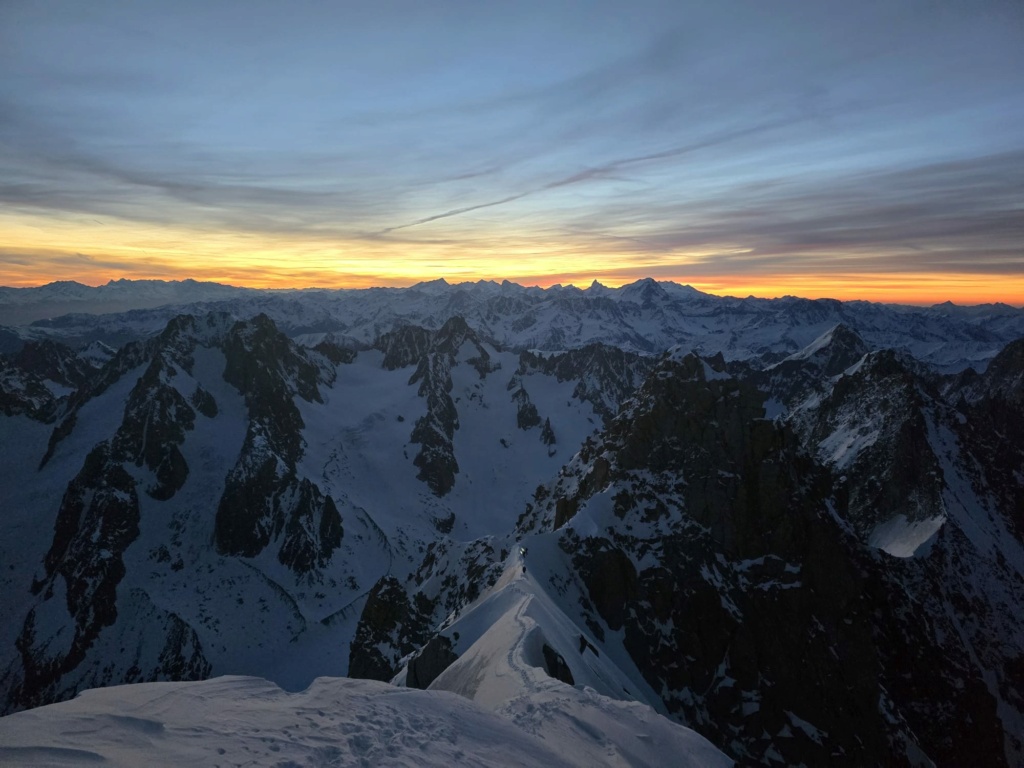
[375,116,811,235]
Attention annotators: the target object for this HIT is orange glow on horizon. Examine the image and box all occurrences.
[6,262,1020,307]
[514,273,1024,306]
[1,211,1021,307]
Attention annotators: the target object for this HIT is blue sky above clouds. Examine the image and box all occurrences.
[1,0,1022,299]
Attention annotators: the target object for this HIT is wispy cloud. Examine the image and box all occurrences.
[375,116,811,235]
[0,1,1021,298]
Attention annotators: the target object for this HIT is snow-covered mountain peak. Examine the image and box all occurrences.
[979,336,1024,404]
[0,672,731,767]
[778,322,870,374]
[410,277,451,293]
[617,276,673,306]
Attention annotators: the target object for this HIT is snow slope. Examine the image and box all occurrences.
[424,542,661,714]
[0,674,730,768]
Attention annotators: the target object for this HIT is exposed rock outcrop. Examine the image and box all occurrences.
[407,635,459,689]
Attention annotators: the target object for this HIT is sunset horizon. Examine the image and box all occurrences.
[4,269,1023,308]
[2,1,1021,308]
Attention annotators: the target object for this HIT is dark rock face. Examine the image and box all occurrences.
[376,321,479,495]
[6,312,346,713]
[509,374,542,430]
[976,336,1024,406]
[221,314,320,460]
[350,538,503,683]
[348,576,437,682]
[0,358,61,422]
[10,442,141,710]
[14,339,95,390]
[214,315,343,572]
[406,316,497,496]
[954,340,1024,540]
[38,442,139,629]
[541,643,575,686]
[540,417,556,448]
[799,350,945,544]
[532,350,1014,766]
[3,320,237,712]
[508,373,558,453]
[107,315,239,502]
[754,323,870,407]
[190,386,218,418]
[215,447,290,558]
[779,338,1024,765]
[951,338,1024,530]
[0,339,98,423]
[516,343,654,422]
[577,547,637,631]
[9,586,210,714]
[114,356,195,501]
[40,337,153,468]
[409,397,460,496]
[376,326,432,370]
[277,480,344,572]
[313,338,358,366]
[407,635,459,689]
[146,598,211,685]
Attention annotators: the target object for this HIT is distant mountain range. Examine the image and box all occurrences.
[1,279,1022,766]
[2,278,1022,373]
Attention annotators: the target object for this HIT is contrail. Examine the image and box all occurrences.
[376,192,533,235]
[374,117,798,236]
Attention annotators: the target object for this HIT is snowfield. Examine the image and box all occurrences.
[0,677,729,768]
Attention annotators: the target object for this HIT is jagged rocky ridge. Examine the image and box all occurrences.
[1,313,348,711]
[0,339,100,423]
[1,305,1022,766]
[512,346,1020,765]
[214,314,343,572]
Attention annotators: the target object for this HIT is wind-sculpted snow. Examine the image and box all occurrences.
[0,674,731,768]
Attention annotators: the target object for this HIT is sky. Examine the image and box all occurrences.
[1,0,1022,304]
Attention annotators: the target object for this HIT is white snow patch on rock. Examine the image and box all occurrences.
[868,515,945,558]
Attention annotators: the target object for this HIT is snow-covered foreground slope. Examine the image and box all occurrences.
[0,675,730,768]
